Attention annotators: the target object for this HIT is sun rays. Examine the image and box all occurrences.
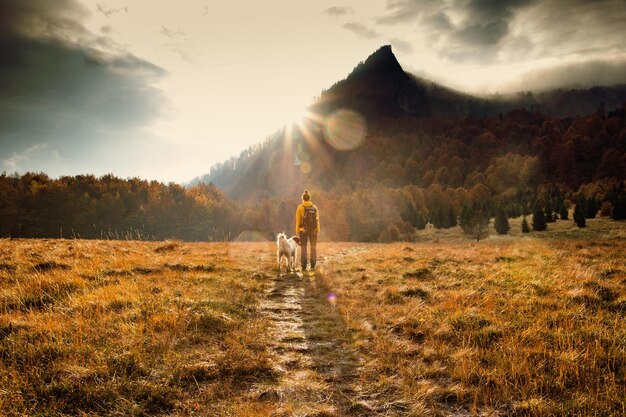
[283,107,369,177]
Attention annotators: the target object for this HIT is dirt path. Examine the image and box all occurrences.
[256,251,397,417]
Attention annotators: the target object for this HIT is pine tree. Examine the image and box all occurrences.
[510,204,522,218]
[574,198,586,227]
[585,196,599,218]
[447,207,457,228]
[431,207,443,229]
[545,207,556,223]
[521,216,530,233]
[559,205,569,220]
[494,209,510,235]
[459,205,472,232]
[532,207,547,231]
[609,183,626,220]
[415,211,427,230]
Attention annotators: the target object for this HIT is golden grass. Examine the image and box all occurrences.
[0,239,278,416]
[320,239,626,416]
[0,226,625,416]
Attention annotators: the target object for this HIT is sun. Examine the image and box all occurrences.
[282,103,314,129]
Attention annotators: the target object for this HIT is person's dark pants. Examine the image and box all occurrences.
[299,230,317,270]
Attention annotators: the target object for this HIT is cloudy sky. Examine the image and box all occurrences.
[1,0,625,182]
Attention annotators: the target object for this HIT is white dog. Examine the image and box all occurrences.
[276,233,300,274]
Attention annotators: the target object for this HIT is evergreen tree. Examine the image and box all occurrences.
[459,205,472,232]
[544,207,556,223]
[447,207,457,228]
[559,205,569,220]
[521,215,530,233]
[510,204,522,218]
[415,211,427,230]
[609,183,626,220]
[532,207,547,231]
[574,198,586,227]
[431,207,442,229]
[494,209,510,235]
[585,196,599,218]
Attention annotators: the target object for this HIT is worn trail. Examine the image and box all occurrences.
[256,254,396,417]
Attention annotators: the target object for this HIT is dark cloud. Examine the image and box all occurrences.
[422,12,453,31]
[463,0,535,22]
[0,0,90,42]
[376,0,536,63]
[515,0,626,59]
[0,0,168,176]
[342,22,381,39]
[323,6,356,18]
[376,0,625,64]
[379,0,534,26]
[438,0,536,63]
[452,20,509,46]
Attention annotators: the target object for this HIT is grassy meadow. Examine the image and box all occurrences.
[0,216,625,416]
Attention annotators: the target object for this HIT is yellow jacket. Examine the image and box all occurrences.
[295,201,320,234]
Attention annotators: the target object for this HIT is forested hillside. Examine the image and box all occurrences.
[197,104,626,241]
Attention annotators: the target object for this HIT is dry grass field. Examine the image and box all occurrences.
[1,217,625,416]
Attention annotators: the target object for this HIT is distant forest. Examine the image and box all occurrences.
[2,104,625,242]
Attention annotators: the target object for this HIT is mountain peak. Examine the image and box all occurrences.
[311,45,417,118]
[346,45,408,83]
[366,45,397,65]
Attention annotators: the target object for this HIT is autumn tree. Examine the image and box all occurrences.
[460,204,490,242]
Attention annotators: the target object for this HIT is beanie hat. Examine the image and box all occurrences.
[302,190,311,201]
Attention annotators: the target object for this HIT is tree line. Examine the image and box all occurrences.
[0,174,238,241]
[1,171,624,242]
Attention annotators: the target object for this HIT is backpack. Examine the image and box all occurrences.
[302,205,318,232]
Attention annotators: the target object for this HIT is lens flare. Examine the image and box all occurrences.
[300,162,312,174]
[326,292,337,306]
[325,109,367,151]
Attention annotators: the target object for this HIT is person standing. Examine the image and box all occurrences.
[295,190,320,272]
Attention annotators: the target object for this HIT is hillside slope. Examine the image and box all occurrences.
[196,46,626,203]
